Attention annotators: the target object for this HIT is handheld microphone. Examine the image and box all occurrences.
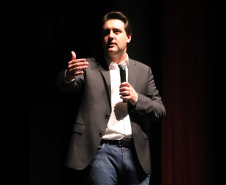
[118,62,127,103]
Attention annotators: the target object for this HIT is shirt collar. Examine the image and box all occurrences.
[106,54,129,70]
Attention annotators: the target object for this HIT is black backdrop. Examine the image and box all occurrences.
[1,0,225,185]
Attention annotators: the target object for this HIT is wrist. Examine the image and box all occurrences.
[64,70,75,82]
[129,93,138,105]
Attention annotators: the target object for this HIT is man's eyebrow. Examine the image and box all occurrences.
[102,27,123,34]
[112,28,122,31]
[103,28,122,32]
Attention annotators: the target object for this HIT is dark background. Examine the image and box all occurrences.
[1,0,225,184]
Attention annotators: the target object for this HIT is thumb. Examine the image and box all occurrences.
[71,51,76,60]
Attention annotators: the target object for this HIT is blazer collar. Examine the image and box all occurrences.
[105,54,129,68]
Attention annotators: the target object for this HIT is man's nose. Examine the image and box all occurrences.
[109,30,114,38]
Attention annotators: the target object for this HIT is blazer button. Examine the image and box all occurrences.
[105,115,110,119]
[98,132,103,137]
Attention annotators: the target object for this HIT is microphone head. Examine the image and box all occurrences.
[118,61,127,69]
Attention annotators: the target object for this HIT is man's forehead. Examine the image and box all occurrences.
[104,19,125,29]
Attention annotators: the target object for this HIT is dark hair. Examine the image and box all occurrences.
[102,11,132,36]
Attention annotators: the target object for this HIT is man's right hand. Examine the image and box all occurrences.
[65,51,89,82]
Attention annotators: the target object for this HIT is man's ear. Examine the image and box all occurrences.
[127,34,132,43]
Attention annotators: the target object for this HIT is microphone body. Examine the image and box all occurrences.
[118,62,127,103]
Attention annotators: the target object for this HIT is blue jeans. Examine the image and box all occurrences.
[83,144,150,185]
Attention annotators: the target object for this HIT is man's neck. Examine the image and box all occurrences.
[107,52,127,64]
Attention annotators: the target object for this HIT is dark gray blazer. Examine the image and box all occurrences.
[55,57,166,174]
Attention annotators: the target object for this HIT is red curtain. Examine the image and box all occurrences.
[161,0,214,185]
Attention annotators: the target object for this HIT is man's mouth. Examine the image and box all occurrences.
[108,42,116,48]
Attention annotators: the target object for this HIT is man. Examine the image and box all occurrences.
[56,11,166,185]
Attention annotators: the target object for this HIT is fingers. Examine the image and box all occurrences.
[120,82,129,87]
[120,82,132,96]
[120,82,137,104]
[68,59,88,71]
[67,51,89,74]
[120,86,131,96]
[71,51,76,60]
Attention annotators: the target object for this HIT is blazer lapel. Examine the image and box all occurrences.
[97,61,111,108]
[128,58,137,87]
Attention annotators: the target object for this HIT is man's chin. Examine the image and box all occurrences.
[106,49,118,55]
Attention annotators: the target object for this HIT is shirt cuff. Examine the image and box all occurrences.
[64,70,75,83]
[132,93,138,105]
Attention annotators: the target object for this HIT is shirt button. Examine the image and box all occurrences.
[98,132,103,137]
[105,115,110,119]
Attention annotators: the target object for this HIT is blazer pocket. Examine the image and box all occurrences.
[72,123,86,135]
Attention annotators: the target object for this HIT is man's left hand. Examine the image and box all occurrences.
[119,82,138,104]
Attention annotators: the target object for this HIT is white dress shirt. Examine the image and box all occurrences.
[102,56,132,140]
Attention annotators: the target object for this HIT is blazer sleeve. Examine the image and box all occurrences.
[130,66,166,121]
[55,70,85,95]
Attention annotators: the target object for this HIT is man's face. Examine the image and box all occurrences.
[103,19,131,57]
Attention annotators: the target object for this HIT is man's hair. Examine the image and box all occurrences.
[102,11,132,36]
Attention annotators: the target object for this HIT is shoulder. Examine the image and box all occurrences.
[86,56,109,70]
[85,57,96,63]
[85,57,105,66]
[129,58,151,70]
[85,57,98,68]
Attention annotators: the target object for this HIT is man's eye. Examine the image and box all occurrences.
[114,30,121,34]
[103,30,110,36]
